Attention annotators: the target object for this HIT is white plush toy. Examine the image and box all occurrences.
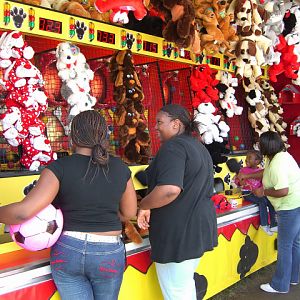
[294,123,300,137]
[216,71,243,118]
[246,89,264,106]
[68,92,96,117]
[60,66,96,117]
[62,67,94,95]
[0,31,34,68]
[0,107,24,146]
[56,42,87,81]
[1,106,21,130]
[194,102,230,144]
[220,87,243,118]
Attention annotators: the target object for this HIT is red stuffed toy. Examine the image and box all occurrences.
[268,35,300,82]
[94,0,147,24]
[211,194,231,210]
[190,65,219,108]
[0,31,54,171]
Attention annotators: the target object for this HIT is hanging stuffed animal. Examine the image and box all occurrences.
[0,31,55,171]
[94,0,148,24]
[150,0,197,49]
[194,101,230,144]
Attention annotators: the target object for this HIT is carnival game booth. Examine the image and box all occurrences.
[0,0,295,298]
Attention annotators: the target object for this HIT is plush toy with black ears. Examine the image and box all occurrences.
[205,141,230,173]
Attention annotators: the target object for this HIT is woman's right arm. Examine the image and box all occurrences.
[237,169,264,183]
[0,169,59,225]
[119,178,137,221]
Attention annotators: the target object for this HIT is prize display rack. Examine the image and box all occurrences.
[0,2,276,300]
[0,0,270,73]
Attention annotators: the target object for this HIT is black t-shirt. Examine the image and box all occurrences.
[47,154,131,232]
[147,134,218,263]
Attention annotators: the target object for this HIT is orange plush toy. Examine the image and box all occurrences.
[123,221,143,244]
[198,7,231,56]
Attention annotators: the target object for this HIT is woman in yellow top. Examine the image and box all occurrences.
[238,131,300,294]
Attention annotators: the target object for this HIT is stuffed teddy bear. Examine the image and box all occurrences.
[215,70,243,118]
[0,58,43,91]
[198,7,232,57]
[247,101,270,142]
[282,3,299,37]
[123,121,151,164]
[232,0,252,34]
[210,0,238,46]
[5,85,47,113]
[0,106,23,146]
[262,0,285,47]
[194,101,229,144]
[290,116,300,137]
[110,50,139,104]
[150,0,196,49]
[242,76,261,93]
[52,0,91,18]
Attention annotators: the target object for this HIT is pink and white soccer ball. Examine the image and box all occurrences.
[9,204,63,251]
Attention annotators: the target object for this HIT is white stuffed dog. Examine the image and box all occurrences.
[56,42,87,81]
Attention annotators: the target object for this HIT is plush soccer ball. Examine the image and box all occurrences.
[9,204,63,251]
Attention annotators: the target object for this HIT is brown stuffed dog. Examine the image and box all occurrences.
[235,39,262,79]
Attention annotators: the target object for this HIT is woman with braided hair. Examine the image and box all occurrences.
[0,110,137,300]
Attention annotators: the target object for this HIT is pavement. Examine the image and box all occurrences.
[210,263,300,300]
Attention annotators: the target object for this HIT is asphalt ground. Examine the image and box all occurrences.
[210,263,300,300]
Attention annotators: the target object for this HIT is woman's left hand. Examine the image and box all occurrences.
[137,209,150,230]
[253,187,264,197]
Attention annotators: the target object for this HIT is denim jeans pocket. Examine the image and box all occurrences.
[50,235,125,300]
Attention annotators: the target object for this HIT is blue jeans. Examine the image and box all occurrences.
[271,207,300,292]
[243,192,277,227]
[50,234,125,300]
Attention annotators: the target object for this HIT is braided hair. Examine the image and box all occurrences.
[71,110,109,181]
[160,104,200,136]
